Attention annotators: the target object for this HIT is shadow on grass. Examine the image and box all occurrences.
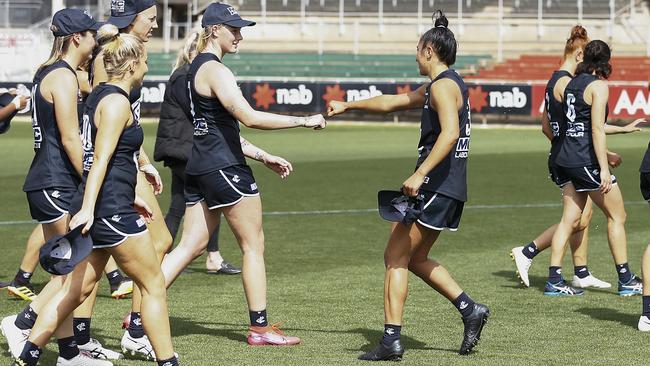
[575,307,638,329]
[167,318,457,354]
[492,270,547,291]
[349,328,457,354]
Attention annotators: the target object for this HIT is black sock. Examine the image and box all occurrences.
[157,356,179,366]
[574,266,589,279]
[106,269,124,289]
[249,310,268,327]
[381,324,401,346]
[548,266,563,284]
[14,268,32,285]
[15,306,37,330]
[57,336,79,360]
[128,312,145,338]
[452,292,476,318]
[522,242,540,259]
[643,296,650,317]
[616,263,633,284]
[73,318,91,345]
[18,341,41,366]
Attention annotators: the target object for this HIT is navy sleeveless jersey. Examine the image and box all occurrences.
[417,69,471,202]
[23,60,81,192]
[555,73,609,168]
[641,142,650,173]
[80,84,143,217]
[185,52,246,175]
[545,70,572,164]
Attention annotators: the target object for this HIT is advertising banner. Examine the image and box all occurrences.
[1,80,647,120]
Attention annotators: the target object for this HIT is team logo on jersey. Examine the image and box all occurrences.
[566,122,585,138]
[193,118,208,136]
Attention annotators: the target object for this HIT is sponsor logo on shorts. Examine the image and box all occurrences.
[136,218,146,227]
[251,183,258,191]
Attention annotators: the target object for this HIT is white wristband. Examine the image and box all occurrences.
[139,163,159,176]
[11,96,21,109]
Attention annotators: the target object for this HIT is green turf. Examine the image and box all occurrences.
[1,123,650,365]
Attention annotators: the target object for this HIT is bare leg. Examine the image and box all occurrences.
[588,185,628,265]
[221,196,266,311]
[111,232,174,361]
[550,184,588,268]
[17,225,44,274]
[160,202,219,287]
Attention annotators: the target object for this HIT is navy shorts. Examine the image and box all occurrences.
[416,191,464,231]
[640,172,650,201]
[26,188,76,224]
[89,213,148,249]
[548,163,570,188]
[185,165,260,210]
[556,165,618,192]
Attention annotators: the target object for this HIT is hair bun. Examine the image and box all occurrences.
[432,10,449,28]
[569,25,588,41]
[97,23,119,45]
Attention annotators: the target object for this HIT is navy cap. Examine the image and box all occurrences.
[0,93,19,134]
[39,226,93,276]
[201,2,256,28]
[108,0,156,29]
[51,8,102,37]
[377,190,424,225]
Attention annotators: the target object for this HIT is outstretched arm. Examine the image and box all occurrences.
[206,63,326,130]
[327,84,427,117]
[604,118,646,135]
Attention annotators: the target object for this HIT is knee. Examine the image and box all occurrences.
[153,231,174,255]
[609,210,627,225]
[136,270,167,298]
[240,231,265,256]
[384,249,411,269]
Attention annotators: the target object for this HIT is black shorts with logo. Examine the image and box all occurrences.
[184,164,260,210]
[548,162,570,188]
[416,191,464,231]
[556,165,617,192]
[640,172,650,201]
[26,188,76,224]
[90,213,148,249]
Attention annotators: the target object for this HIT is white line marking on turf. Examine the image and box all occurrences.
[1,201,647,225]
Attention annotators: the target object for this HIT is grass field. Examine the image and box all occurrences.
[1,122,650,365]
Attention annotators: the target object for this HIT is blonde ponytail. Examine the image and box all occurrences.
[97,23,145,81]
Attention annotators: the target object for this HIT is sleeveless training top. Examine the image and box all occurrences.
[23,60,81,192]
[185,52,246,175]
[79,83,143,217]
[545,70,572,165]
[417,69,471,202]
[555,73,609,168]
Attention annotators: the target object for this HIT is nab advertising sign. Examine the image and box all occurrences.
[1,79,647,120]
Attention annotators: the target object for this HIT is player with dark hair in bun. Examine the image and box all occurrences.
[545,40,643,297]
[329,10,488,361]
[510,26,643,291]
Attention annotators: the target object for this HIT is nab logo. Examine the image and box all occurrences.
[489,87,527,108]
[346,85,382,102]
[277,84,313,105]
